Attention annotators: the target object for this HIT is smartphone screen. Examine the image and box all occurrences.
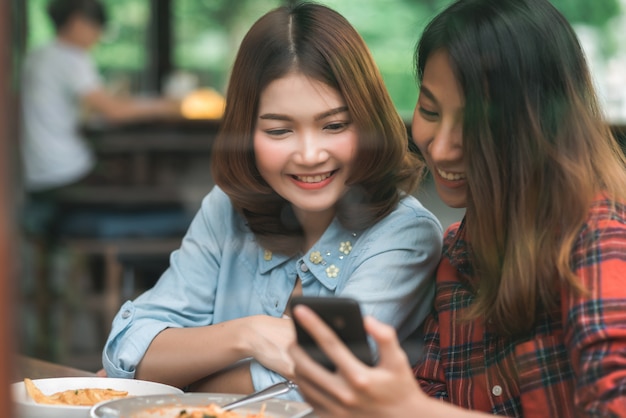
[290,296,375,371]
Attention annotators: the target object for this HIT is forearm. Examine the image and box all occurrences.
[99,98,180,123]
[135,318,251,389]
[82,89,180,123]
[189,361,254,394]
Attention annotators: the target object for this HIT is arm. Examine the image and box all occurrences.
[57,44,180,124]
[102,188,296,390]
[81,89,181,123]
[413,312,450,398]
[564,205,626,415]
[136,315,294,390]
[289,305,487,418]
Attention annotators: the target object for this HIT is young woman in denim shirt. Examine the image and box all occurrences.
[102,2,443,401]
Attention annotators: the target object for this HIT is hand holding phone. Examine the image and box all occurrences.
[290,296,375,371]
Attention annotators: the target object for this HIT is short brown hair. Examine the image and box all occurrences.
[212,2,423,255]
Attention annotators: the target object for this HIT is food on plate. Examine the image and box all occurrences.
[23,377,128,406]
[142,403,268,418]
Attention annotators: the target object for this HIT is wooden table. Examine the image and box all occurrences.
[14,356,96,382]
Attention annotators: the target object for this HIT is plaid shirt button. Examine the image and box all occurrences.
[492,385,503,396]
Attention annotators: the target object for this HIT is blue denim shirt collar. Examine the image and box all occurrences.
[257,217,359,291]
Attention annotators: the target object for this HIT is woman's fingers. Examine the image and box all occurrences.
[290,342,361,418]
[292,305,369,373]
[290,307,429,417]
[362,316,410,370]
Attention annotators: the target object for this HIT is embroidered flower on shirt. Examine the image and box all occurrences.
[264,249,272,261]
[309,251,323,264]
[339,241,352,255]
[326,264,339,278]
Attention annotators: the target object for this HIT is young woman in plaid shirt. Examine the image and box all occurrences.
[290,0,626,416]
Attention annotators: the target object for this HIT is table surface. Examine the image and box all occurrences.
[13,356,318,417]
[14,356,96,382]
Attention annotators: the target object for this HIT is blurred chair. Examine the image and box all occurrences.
[23,203,192,366]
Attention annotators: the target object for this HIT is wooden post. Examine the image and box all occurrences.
[1,0,19,414]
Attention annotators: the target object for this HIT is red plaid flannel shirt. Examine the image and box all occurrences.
[413,199,626,417]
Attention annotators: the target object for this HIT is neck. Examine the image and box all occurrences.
[56,32,87,50]
[295,208,335,253]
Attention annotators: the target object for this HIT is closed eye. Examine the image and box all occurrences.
[265,128,292,137]
[418,106,439,121]
[324,121,351,132]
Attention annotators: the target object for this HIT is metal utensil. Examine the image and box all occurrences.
[221,380,299,411]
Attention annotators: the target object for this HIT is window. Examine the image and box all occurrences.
[25,0,626,123]
[172,0,282,92]
[169,0,443,119]
[26,0,150,92]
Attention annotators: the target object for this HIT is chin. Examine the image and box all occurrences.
[438,192,467,209]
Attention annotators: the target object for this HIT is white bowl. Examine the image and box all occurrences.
[91,393,314,418]
[12,377,184,418]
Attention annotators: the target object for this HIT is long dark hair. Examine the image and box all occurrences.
[212,2,423,255]
[416,0,626,335]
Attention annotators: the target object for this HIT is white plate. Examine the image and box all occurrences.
[12,377,184,418]
[91,393,315,418]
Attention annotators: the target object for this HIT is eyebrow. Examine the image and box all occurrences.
[419,85,439,106]
[259,106,349,122]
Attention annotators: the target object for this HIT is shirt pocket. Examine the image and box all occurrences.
[515,335,576,417]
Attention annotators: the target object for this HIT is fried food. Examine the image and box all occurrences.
[24,378,128,406]
[175,403,266,418]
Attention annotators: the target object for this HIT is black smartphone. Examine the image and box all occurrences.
[290,296,375,371]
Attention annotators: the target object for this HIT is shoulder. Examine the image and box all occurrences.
[24,42,92,78]
[188,186,250,246]
[576,198,626,242]
[570,198,626,270]
[390,194,443,230]
[199,186,237,218]
[22,45,49,71]
[586,197,626,224]
[31,41,84,61]
[356,194,444,251]
[444,222,462,245]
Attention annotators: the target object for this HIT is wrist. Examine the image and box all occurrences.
[228,316,255,358]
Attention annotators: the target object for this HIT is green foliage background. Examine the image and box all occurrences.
[26,0,622,118]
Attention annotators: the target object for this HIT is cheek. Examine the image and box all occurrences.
[410,119,429,156]
[253,134,283,174]
[253,134,269,172]
[338,131,359,164]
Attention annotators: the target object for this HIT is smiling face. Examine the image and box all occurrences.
[254,72,358,223]
[412,49,467,208]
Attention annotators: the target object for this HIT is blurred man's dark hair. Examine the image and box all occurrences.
[47,0,108,30]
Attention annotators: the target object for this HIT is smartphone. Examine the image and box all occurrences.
[290,296,375,371]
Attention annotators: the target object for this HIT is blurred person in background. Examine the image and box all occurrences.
[20,0,180,229]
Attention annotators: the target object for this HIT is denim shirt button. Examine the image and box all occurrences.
[300,263,309,272]
[121,310,131,319]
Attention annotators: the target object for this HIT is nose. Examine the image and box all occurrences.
[428,120,463,162]
[293,132,329,166]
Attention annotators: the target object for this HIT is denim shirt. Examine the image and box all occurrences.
[102,186,443,400]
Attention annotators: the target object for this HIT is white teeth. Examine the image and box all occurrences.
[437,168,466,181]
[295,172,333,183]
